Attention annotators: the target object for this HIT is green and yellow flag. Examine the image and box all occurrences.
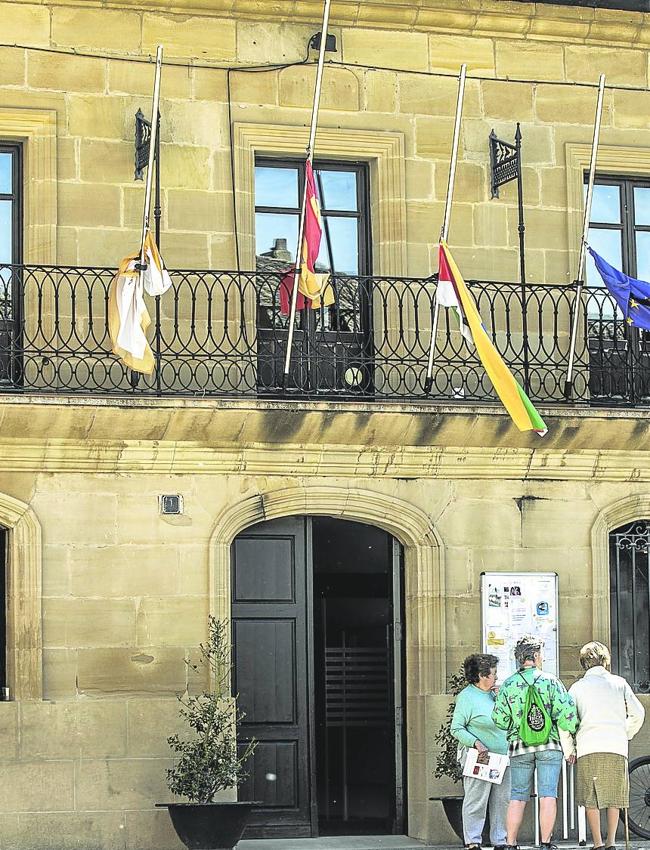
[437,240,547,435]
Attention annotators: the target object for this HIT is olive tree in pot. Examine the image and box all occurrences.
[157,617,257,850]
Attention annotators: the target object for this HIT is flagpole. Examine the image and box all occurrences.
[282,0,332,388]
[130,45,163,390]
[564,73,605,400]
[515,123,530,394]
[424,63,467,395]
[140,45,163,259]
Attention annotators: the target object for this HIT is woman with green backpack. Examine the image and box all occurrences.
[492,635,579,850]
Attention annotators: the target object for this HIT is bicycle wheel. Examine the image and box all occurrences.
[627,755,650,839]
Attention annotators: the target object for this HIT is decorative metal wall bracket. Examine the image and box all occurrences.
[489,125,521,198]
[134,108,152,181]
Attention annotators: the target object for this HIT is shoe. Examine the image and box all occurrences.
[493,845,508,850]
[540,844,558,850]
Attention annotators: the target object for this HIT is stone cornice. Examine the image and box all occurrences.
[2,395,650,478]
[10,0,650,49]
[3,439,650,480]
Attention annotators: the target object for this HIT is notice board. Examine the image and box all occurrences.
[480,572,559,678]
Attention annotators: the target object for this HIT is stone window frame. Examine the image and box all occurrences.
[0,493,43,700]
[565,142,650,280]
[591,494,650,648]
[0,108,57,264]
[0,107,55,701]
[233,122,407,276]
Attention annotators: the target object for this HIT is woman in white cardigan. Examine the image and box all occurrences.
[561,642,645,850]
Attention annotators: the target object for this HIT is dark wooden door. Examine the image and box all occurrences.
[232,517,316,838]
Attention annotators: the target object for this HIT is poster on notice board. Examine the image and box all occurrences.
[480,572,559,678]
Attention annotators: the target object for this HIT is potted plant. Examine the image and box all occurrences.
[431,664,466,841]
[158,616,257,850]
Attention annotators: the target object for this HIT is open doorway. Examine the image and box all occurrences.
[232,515,405,839]
[313,517,403,835]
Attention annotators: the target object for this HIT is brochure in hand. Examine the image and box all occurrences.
[463,748,509,784]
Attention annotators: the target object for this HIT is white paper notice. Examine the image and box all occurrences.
[481,573,559,678]
[463,748,510,784]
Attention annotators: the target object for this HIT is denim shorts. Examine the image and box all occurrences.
[509,749,563,800]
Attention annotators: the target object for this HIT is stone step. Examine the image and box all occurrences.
[238,840,649,850]
[238,837,437,850]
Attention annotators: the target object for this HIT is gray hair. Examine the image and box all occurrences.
[514,634,544,666]
[579,641,611,671]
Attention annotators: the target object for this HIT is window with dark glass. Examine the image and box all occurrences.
[586,175,650,401]
[610,520,650,693]
[0,144,22,386]
[586,177,650,315]
[0,143,21,269]
[253,158,373,396]
[254,158,370,278]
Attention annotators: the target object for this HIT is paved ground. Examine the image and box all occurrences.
[238,839,650,850]
[238,838,439,849]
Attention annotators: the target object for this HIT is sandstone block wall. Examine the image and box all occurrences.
[1,0,649,280]
[3,0,650,846]
[1,447,649,845]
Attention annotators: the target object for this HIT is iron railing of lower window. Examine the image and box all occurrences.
[1,263,650,406]
[610,521,650,694]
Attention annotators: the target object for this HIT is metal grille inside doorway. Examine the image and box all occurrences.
[610,520,650,692]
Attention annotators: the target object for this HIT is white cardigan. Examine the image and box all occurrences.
[560,666,645,759]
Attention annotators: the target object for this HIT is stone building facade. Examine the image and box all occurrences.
[2,0,650,848]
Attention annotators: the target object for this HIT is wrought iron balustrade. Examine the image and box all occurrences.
[1,262,649,406]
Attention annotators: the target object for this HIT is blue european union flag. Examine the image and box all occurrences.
[589,247,650,331]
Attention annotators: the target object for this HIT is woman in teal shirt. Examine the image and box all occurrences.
[451,654,510,850]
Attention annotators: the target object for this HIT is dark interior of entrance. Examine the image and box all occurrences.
[313,517,398,835]
[0,527,5,694]
[232,515,404,839]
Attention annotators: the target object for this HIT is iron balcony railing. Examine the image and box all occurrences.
[1,263,649,406]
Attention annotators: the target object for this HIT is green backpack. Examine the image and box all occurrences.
[518,672,552,746]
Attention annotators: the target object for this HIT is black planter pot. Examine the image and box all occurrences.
[157,801,257,850]
[441,796,464,841]
[432,795,491,844]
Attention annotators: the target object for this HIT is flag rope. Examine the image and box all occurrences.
[282,0,332,387]
[564,73,605,400]
[139,45,163,267]
[424,63,466,395]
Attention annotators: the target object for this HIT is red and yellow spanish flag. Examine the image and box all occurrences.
[297,161,334,310]
[437,241,547,435]
[278,162,334,315]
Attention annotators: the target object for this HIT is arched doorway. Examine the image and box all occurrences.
[231,515,405,839]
